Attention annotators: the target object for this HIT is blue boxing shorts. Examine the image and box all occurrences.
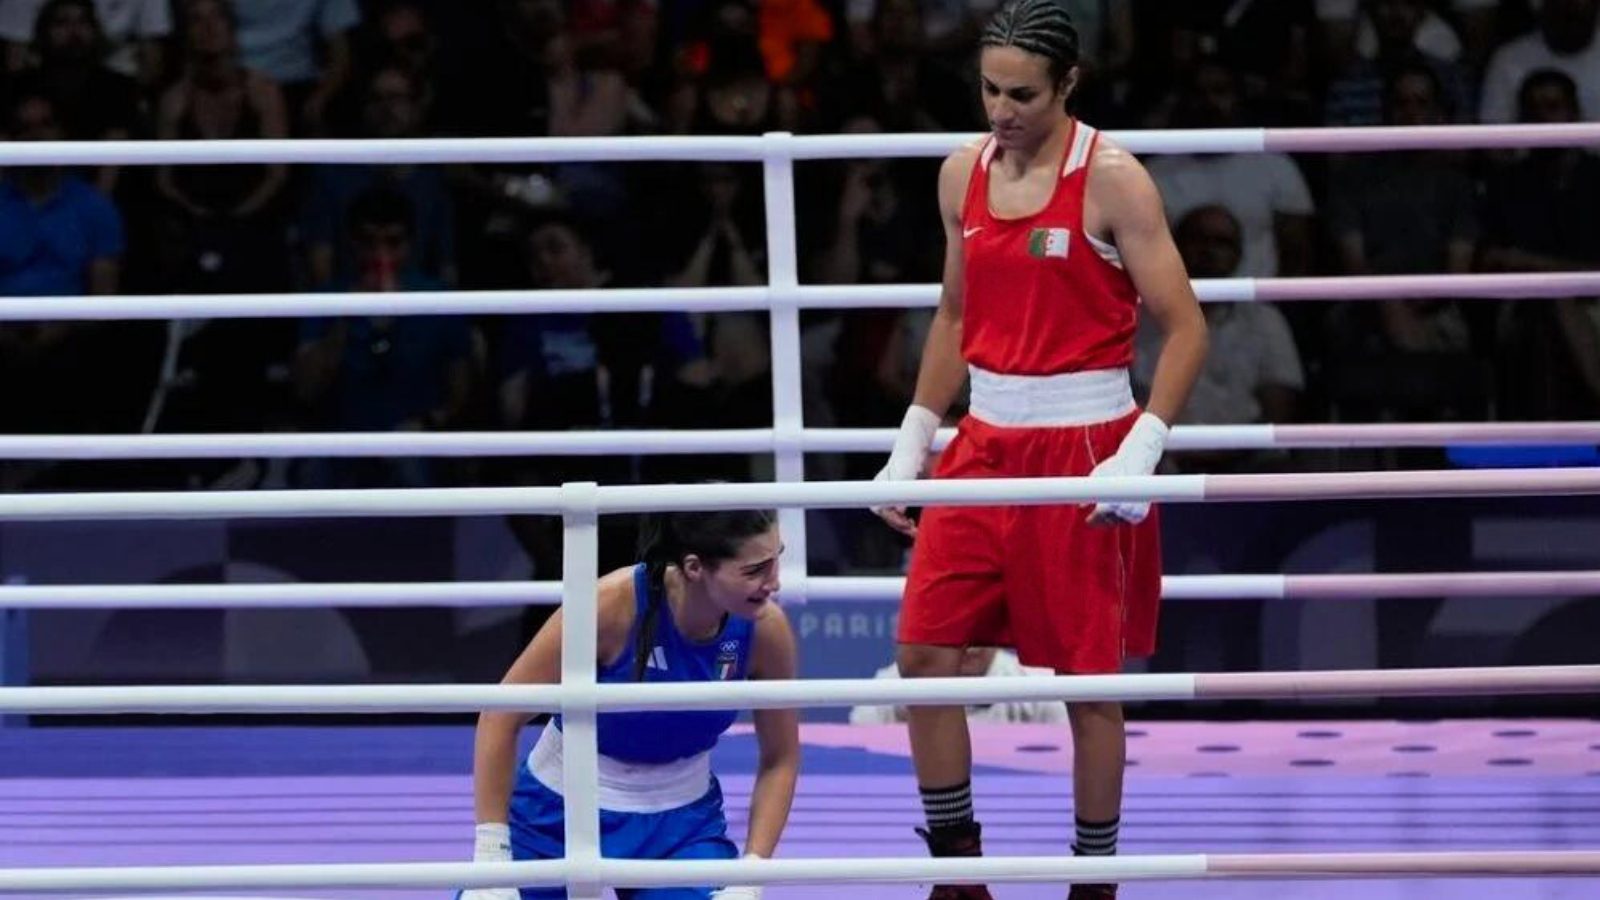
[487,764,739,899]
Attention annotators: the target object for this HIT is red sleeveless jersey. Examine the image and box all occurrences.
[958,121,1140,375]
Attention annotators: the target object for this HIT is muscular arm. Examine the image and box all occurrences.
[742,607,800,858]
[473,571,634,825]
[909,145,980,418]
[1089,144,1207,425]
[873,146,977,537]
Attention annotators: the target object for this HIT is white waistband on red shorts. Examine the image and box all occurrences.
[968,365,1135,427]
[527,725,711,813]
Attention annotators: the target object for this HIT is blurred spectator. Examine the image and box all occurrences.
[1146,56,1316,278]
[1134,206,1303,474]
[358,0,440,130]
[1326,64,1485,422]
[543,28,640,218]
[230,0,359,134]
[1322,0,1474,126]
[154,0,290,295]
[1328,64,1477,347]
[8,0,143,193]
[300,62,454,286]
[493,211,709,574]
[678,0,833,88]
[1317,0,1499,70]
[755,0,834,87]
[809,113,932,287]
[1135,0,1318,125]
[1480,0,1600,123]
[0,0,169,89]
[655,161,770,446]
[827,0,980,132]
[0,87,129,435]
[809,112,938,443]
[612,0,668,107]
[1485,69,1600,419]
[680,37,794,134]
[0,88,122,297]
[443,0,597,287]
[848,648,1068,725]
[664,162,765,288]
[292,188,474,485]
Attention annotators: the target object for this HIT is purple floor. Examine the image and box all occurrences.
[2,721,1597,899]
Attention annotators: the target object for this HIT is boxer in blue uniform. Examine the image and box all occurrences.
[462,508,800,899]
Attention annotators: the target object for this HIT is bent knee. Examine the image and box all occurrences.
[896,643,965,678]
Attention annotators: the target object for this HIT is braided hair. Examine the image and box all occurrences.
[980,0,1081,97]
[631,508,778,681]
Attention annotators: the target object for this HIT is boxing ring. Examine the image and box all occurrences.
[1,123,1599,898]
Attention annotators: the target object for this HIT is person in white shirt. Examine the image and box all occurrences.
[848,647,1069,725]
[1480,0,1600,124]
[1145,56,1314,279]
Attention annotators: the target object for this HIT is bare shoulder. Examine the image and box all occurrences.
[595,566,640,658]
[750,602,798,678]
[753,601,795,643]
[937,137,985,215]
[1086,134,1167,229]
[1086,134,1158,195]
[939,137,986,180]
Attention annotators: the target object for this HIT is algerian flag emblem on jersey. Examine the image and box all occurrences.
[1027,227,1071,259]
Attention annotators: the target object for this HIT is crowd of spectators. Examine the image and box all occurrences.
[1,0,1597,574]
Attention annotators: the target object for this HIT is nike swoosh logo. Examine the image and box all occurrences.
[963,227,983,238]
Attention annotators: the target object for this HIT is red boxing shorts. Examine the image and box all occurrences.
[898,408,1161,674]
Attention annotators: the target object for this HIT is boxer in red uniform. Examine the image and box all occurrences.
[870,2,1208,897]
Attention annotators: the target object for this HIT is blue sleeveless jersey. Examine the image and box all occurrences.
[556,563,755,764]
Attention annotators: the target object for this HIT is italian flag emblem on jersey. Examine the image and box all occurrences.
[1028,227,1071,259]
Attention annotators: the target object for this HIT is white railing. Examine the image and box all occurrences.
[11,850,1600,894]
[2,271,1598,321]
[0,467,1595,522]
[3,569,1595,609]
[0,421,1591,459]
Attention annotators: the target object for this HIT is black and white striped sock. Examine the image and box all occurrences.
[1072,816,1119,856]
[919,780,975,830]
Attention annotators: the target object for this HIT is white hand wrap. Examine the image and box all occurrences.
[709,855,766,899]
[872,405,940,515]
[458,823,521,900]
[1087,412,1169,525]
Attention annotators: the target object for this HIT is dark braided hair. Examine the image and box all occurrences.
[980,0,1081,91]
[631,508,778,681]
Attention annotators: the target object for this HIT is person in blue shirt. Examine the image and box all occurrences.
[464,508,799,900]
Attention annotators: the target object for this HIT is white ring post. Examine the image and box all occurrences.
[558,482,603,900]
[762,132,810,604]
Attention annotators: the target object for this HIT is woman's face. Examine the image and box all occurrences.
[683,526,783,620]
[979,46,1070,151]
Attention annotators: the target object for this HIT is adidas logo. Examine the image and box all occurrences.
[647,646,668,671]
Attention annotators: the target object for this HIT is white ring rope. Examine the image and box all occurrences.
[7,851,1600,894]
[5,123,1600,169]
[0,468,1595,521]
[0,464,1593,522]
[0,272,1594,321]
[0,422,1591,460]
[1,665,1596,715]
[2,570,1594,610]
